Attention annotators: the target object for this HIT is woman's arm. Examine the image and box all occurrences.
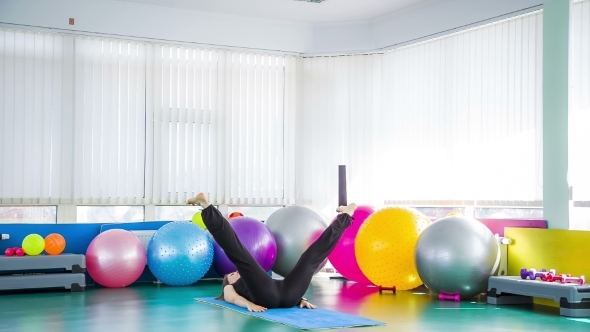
[223,285,267,312]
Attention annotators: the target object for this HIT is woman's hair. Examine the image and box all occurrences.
[215,274,230,301]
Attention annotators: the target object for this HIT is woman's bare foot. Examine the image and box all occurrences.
[187,193,210,209]
[336,203,358,216]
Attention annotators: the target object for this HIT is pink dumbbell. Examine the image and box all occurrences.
[15,248,25,256]
[545,273,571,282]
[5,248,15,256]
[560,275,586,285]
[439,293,460,302]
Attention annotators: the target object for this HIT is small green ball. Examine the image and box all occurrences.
[22,234,45,256]
[191,211,206,229]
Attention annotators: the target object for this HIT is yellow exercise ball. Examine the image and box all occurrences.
[22,234,45,256]
[355,206,431,290]
[191,211,206,229]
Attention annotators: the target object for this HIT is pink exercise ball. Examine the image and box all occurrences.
[86,229,146,288]
[328,205,375,284]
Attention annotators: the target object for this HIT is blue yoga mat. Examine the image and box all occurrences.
[194,297,385,330]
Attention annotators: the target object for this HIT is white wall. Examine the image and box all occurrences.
[310,21,373,54]
[0,0,311,53]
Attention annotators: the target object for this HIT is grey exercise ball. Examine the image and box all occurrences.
[415,215,500,299]
[265,206,328,277]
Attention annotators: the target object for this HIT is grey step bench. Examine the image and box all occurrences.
[0,254,86,273]
[0,254,86,292]
[487,276,590,317]
[0,273,85,292]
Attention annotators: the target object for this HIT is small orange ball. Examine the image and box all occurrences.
[44,233,66,255]
[229,212,244,219]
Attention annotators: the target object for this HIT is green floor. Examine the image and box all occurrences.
[1,278,588,332]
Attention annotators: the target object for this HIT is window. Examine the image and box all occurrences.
[155,205,202,221]
[228,206,284,222]
[0,206,57,224]
[299,11,543,214]
[77,206,144,223]
[149,47,296,205]
[73,37,147,205]
[568,0,590,230]
[0,28,67,203]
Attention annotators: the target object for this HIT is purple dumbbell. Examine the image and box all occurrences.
[520,268,556,280]
[439,293,460,302]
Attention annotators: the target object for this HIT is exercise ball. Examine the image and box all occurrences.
[328,205,375,284]
[22,234,45,256]
[266,206,328,277]
[355,207,431,290]
[229,212,244,219]
[86,229,146,288]
[191,211,206,229]
[147,221,214,286]
[212,216,277,275]
[45,233,66,255]
[415,215,500,299]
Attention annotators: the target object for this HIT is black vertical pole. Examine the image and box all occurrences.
[338,165,347,207]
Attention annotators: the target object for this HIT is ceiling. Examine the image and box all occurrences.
[106,0,437,23]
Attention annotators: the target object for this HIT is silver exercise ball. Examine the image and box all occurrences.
[265,206,328,277]
[415,215,500,299]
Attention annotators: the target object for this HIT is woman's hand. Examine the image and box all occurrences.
[299,300,317,309]
[246,302,267,312]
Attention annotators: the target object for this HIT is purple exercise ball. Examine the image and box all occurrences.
[212,216,277,276]
[86,229,147,288]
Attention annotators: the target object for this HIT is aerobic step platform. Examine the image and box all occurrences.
[487,276,590,317]
[0,254,86,292]
[0,273,85,291]
[0,254,86,273]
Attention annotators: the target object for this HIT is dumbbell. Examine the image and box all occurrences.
[544,273,571,282]
[439,293,460,302]
[521,268,556,280]
[15,248,25,256]
[560,275,586,285]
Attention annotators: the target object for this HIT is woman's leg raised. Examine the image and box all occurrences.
[188,194,273,286]
[279,204,356,306]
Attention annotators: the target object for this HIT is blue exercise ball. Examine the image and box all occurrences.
[147,221,214,286]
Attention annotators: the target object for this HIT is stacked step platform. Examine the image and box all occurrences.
[487,276,590,317]
[0,254,86,292]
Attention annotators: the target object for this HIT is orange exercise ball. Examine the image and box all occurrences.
[44,233,66,255]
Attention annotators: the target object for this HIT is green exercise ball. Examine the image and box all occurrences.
[22,234,45,256]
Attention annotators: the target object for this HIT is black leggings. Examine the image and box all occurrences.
[201,205,352,309]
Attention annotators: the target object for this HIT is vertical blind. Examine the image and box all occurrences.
[569,0,590,200]
[0,29,67,204]
[73,37,147,204]
[147,46,297,205]
[299,11,544,216]
[0,29,296,206]
[1,10,545,210]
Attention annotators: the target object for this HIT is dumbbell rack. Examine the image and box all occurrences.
[0,254,87,292]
